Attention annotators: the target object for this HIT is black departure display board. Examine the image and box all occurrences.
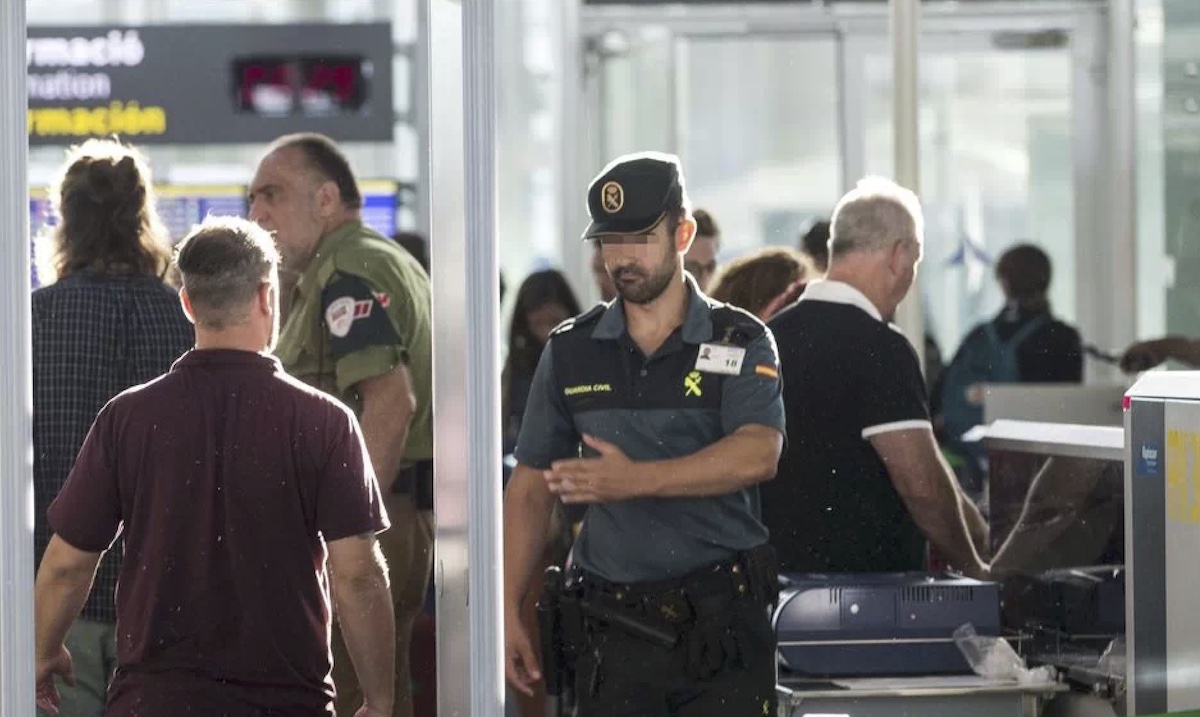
[27,23,393,145]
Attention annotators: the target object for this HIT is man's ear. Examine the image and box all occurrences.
[314,180,341,218]
[676,217,697,254]
[258,281,273,316]
[179,288,197,326]
[888,239,910,275]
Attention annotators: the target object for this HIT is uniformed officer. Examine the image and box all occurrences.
[249,132,433,717]
[503,152,786,716]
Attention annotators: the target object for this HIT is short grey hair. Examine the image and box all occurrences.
[828,177,924,259]
[174,216,280,329]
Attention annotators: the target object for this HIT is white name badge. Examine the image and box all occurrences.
[695,343,745,376]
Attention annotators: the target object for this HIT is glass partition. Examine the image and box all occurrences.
[860,43,1076,357]
[677,36,842,260]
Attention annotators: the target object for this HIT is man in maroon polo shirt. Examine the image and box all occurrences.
[34,216,396,717]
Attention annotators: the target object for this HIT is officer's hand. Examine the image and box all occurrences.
[545,434,640,504]
[505,609,542,697]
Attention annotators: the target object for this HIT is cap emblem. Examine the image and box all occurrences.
[601,181,624,214]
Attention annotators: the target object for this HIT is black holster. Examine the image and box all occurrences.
[538,567,590,697]
[537,567,569,696]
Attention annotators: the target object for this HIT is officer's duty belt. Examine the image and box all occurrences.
[574,543,779,633]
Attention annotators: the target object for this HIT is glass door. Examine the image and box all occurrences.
[587,22,843,260]
[843,13,1107,368]
[674,36,843,259]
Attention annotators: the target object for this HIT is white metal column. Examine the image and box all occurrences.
[1072,8,1115,383]
[427,0,505,714]
[556,0,591,307]
[891,0,927,358]
[461,0,504,709]
[892,0,921,194]
[0,0,35,710]
[837,29,864,194]
[1107,0,1138,358]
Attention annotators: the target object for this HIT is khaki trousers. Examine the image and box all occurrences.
[332,494,435,717]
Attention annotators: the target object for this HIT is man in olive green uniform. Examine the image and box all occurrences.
[249,132,433,717]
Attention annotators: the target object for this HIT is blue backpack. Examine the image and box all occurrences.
[939,315,1049,445]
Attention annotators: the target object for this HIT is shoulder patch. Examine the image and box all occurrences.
[321,272,403,358]
[549,302,607,338]
[710,303,767,347]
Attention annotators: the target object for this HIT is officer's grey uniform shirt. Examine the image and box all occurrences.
[514,278,786,583]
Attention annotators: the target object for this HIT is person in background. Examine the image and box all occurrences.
[35,217,395,717]
[707,246,812,321]
[249,132,432,717]
[31,138,195,717]
[798,219,831,275]
[502,269,583,453]
[958,244,1082,382]
[500,269,582,717]
[684,208,721,292]
[933,244,1082,454]
[765,177,989,579]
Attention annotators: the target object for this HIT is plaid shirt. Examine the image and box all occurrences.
[33,270,194,624]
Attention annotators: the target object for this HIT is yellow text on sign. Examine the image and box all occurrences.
[1165,429,1200,525]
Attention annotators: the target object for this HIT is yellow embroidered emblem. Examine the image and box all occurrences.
[601,181,624,213]
[684,371,703,397]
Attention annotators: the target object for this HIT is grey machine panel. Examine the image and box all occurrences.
[1125,371,1200,715]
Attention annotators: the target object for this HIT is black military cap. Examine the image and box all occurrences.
[582,151,686,240]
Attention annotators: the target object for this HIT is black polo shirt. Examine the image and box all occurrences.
[764,280,929,574]
[513,277,786,583]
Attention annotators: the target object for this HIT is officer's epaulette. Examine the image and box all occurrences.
[549,302,607,338]
[709,302,766,348]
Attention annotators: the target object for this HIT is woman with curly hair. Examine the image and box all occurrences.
[707,246,812,320]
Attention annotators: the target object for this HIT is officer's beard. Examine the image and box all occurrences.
[612,247,678,305]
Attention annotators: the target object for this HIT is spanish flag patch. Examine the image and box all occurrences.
[755,364,779,380]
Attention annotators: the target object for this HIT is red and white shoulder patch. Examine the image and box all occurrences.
[325,295,374,338]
